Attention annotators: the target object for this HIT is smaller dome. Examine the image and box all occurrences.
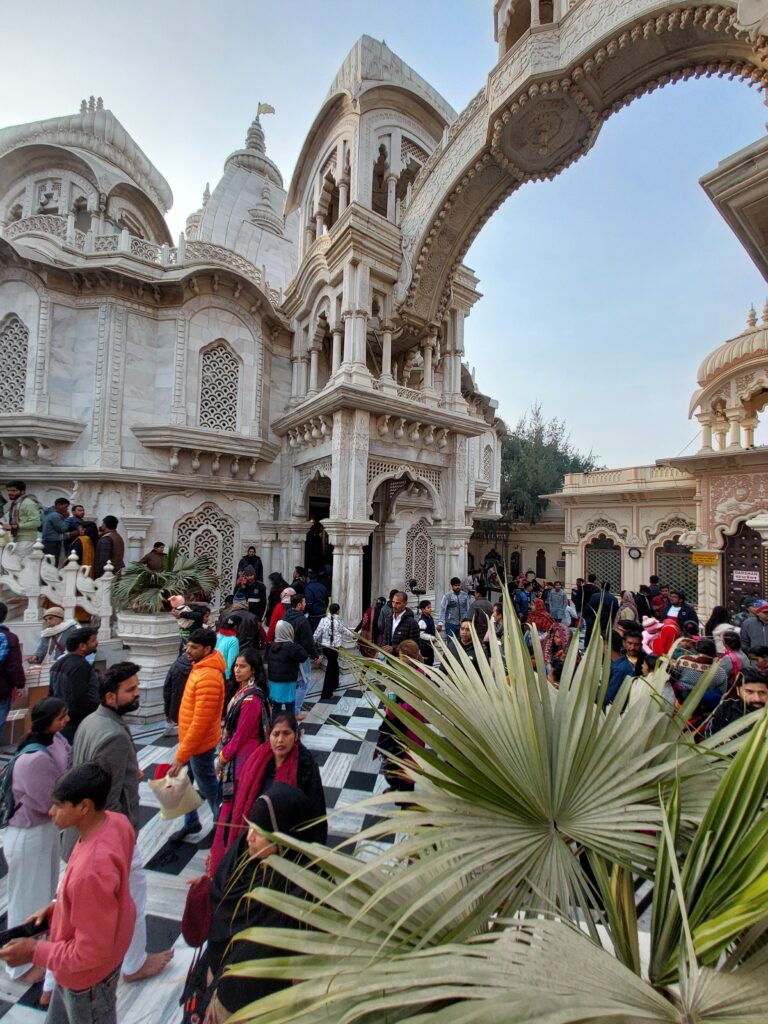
[696,304,768,387]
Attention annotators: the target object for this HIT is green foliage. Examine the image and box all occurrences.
[219,590,768,1021]
[111,542,218,613]
[500,402,600,523]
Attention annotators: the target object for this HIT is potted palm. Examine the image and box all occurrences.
[220,588,768,1022]
[113,545,218,721]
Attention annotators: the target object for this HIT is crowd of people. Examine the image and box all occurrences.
[0,499,766,1021]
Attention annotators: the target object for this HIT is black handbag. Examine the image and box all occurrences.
[219,757,236,802]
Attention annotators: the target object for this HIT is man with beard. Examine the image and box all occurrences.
[707,668,768,736]
[67,662,174,984]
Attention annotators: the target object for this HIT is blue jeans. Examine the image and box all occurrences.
[184,748,219,829]
[295,659,312,713]
[443,622,461,641]
[0,696,11,742]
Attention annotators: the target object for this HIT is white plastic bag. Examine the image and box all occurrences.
[148,772,204,820]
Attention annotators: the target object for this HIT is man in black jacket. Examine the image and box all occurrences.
[49,626,99,741]
[381,592,420,654]
[162,651,192,733]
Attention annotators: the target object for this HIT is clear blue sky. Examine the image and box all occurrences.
[3,1,766,467]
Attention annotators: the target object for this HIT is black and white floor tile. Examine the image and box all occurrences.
[0,667,389,1022]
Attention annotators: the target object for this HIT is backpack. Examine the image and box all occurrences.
[0,742,49,827]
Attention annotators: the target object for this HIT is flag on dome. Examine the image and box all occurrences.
[257,102,275,115]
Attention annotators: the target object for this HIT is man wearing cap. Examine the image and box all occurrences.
[741,599,768,655]
[26,607,79,665]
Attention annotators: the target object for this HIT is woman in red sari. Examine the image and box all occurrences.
[528,597,554,633]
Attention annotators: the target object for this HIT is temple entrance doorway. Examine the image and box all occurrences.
[304,488,333,576]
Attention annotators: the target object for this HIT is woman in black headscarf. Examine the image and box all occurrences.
[264,571,290,625]
[204,782,320,1022]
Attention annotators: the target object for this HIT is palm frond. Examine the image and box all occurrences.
[111,547,219,612]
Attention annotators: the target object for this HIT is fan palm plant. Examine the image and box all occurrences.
[111,543,218,612]
[219,590,768,1022]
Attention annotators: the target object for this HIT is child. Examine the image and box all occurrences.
[0,761,136,1024]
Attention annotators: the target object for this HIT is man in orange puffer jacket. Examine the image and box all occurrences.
[167,627,225,842]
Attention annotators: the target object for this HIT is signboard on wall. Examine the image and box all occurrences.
[691,552,718,566]
[732,570,761,583]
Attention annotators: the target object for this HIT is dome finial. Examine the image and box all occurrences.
[202,182,210,204]
[245,115,265,154]
[747,303,758,327]
[762,298,768,325]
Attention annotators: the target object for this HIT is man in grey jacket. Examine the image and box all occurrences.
[69,662,173,983]
[741,599,768,654]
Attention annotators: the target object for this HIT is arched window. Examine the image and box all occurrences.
[504,0,531,51]
[198,341,240,432]
[585,534,621,593]
[0,314,29,414]
[655,536,699,603]
[536,548,546,579]
[406,517,435,593]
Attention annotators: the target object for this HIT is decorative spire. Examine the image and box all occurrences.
[245,115,266,154]
[762,299,768,324]
[747,303,758,327]
[202,182,210,204]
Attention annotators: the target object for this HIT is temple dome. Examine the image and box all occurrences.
[696,305,768,387]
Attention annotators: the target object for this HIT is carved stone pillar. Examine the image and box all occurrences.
[331,323,343,375]
[121,515,155,563]
[315,212,325,236]
[697,412,714,453]
[307,345,319,396]
[422,324,438,392]
[386,173,398,223]
[726,407,743,449]
[340,261,371,386]
[338,179,348,216]
[378,321,397,395]
[325,522,374,621]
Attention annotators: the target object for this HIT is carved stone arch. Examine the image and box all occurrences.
[397,4,767,324]
[0,269,47,406]
[174,500,237,605]
[575,516,628,542]
[296,461,332,516]
[0,313,29,413]
[198,338,242,432]
[405,516,436,593]
[642,514,697,546]
[367,462,444,521]
[184,295,264,429]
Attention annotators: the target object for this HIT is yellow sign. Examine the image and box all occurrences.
[691,552,718,566]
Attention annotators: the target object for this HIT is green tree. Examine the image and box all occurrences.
[501,402,600,523]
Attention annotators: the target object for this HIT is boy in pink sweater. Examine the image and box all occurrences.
[0,762,136,1024]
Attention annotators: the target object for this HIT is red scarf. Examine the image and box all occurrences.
[223,740,299,859]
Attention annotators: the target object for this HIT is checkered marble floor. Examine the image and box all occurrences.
[0,668,389,1022]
